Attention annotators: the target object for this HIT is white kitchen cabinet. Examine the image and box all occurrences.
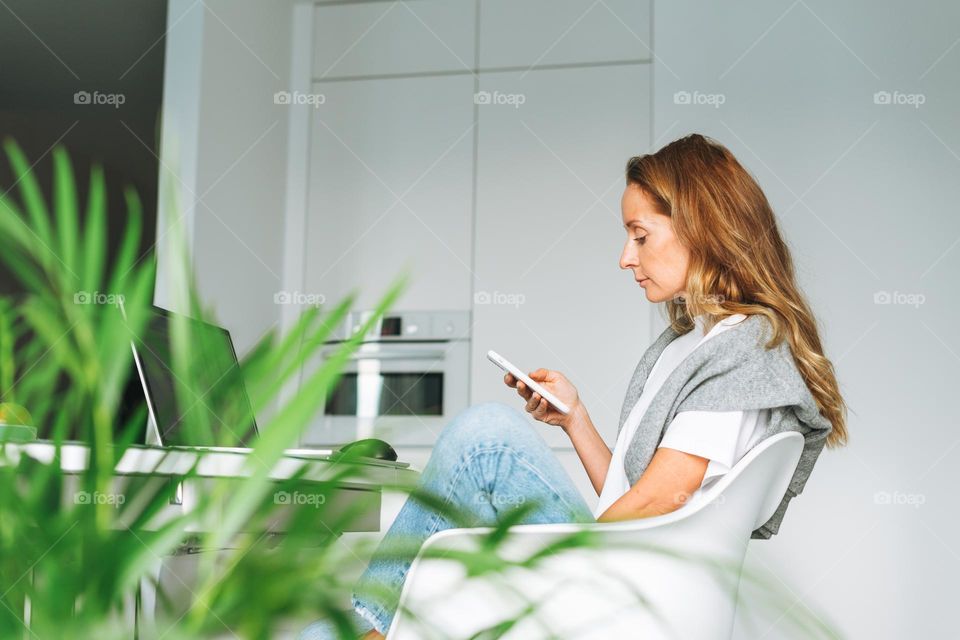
[298,3,654,455]
[479,0,651,69]
[471,64,652,448]
[313,0,475,79]
[303,74,475,312]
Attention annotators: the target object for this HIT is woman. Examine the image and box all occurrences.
[300,133,848,640]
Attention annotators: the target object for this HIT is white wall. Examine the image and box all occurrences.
[654,1,960,637]
[154,1,302,629]
[470,61,652,506]
[294,0,655,513]
[156,2,960,633]
[157,0,297,355]
[160,3,655,506]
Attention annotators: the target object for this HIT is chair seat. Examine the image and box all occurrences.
[385,431,804,640]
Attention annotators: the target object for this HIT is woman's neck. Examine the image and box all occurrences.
[693,313,718,336]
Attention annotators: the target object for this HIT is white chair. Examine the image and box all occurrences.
[385,431,804,640]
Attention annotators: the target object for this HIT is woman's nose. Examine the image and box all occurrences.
[619,244,636,270]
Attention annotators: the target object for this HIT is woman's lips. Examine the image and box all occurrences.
[637,278,650,286]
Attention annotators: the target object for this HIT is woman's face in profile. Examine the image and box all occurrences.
[619,183,690,303]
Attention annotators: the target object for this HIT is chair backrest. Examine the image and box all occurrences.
[682,429,805,534]
[388,431,805,640]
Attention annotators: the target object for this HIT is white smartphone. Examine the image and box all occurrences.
[486,350,571,415]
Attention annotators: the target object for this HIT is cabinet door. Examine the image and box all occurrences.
[472,64,652,448]
[303,74,476,312]
[313,0,475,78]
[480,0,651,68]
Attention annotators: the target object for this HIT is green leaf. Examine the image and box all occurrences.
[106,185,143,297]
[0,299,15,400]
[82,164,107,293]
[3,138,57,274]
[52,146,80,284]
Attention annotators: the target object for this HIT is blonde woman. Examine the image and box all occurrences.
[300,133,847,640]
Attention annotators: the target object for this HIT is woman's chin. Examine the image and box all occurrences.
[643,287,675,304]
[640,285,660,302]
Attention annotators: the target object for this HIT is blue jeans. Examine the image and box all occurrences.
[298,402,596,639]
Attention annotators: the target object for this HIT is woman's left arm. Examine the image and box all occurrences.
[596,447,709,522]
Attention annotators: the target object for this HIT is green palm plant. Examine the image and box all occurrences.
[0,137,410,639]
[0,139,841,640]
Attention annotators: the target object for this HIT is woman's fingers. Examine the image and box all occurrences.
[516,380,533,400]
[506,373,532,399]
[526,392,544,413]
[529,368,550,381]
[533,396,548,417]
[503,368,559,422]
[524,391,536,412]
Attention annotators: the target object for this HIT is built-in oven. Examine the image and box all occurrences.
[299,310,471,447]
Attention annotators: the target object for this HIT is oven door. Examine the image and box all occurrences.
[299,340,469,447]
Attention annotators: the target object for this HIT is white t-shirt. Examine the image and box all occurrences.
[593,313,769,519]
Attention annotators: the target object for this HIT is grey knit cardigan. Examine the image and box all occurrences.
[618,313,833,539]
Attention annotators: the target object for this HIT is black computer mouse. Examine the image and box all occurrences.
[335,438,398,462]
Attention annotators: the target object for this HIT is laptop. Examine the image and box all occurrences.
[129,305,333,459]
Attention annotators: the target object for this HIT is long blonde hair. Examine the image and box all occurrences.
[626,134,848,448]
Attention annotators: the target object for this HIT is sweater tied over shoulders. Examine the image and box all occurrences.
[618,314,833,539]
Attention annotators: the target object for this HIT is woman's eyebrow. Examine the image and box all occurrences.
[623,220,647,229]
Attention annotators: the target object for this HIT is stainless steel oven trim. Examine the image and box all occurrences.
[300,310,471,447]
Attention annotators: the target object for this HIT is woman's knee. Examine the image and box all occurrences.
[436,401,533,451]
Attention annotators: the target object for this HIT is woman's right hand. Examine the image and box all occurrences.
[503,368,581,430]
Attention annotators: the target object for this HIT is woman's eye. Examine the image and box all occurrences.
[634,236,646,245]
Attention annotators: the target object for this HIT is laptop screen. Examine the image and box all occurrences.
[133,306,258,447]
